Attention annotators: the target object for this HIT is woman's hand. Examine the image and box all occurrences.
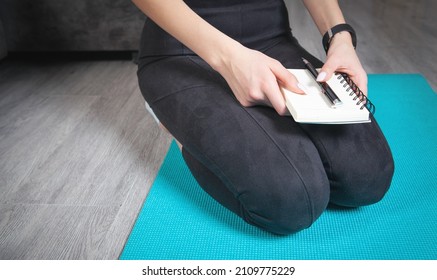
[316,32,368,95]
[300,0,367,95]
[213,43,305,115]
[133,0,304,115]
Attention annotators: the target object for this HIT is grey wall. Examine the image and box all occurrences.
[0,0,146,52]
[0,16,7,59]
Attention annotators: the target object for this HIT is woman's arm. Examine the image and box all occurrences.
[132,0,304,115]
[132,0,235,70]
[302,0,368,95]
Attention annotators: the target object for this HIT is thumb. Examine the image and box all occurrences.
[316,59,337,83]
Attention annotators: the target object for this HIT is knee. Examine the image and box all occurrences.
[239,179,330,235]
[331,150,395,207]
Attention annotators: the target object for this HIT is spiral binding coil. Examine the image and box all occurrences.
[337,73,376,114]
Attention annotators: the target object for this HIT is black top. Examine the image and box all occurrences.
[184,0,269,8]
[138,0,291,57]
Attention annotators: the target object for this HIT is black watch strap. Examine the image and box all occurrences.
[322,23,357,53]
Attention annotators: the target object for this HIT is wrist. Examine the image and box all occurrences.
[207,39,244,72]
[322,23,357,53]
[329,32,353,49]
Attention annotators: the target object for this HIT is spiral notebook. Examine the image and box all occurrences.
[284,69,375,124]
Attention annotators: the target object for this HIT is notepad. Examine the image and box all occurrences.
[284,69,374,124]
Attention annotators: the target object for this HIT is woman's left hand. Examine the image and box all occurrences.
[316,32,368,96]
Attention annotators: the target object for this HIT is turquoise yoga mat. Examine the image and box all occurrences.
[120,74,437,260]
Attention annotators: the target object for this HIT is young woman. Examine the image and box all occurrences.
[132,0,395,235]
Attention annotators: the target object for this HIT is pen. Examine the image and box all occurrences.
[302,58,343,107]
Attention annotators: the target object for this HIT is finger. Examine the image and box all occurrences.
[270,60,305,95]
[319,57,368,96]
[339,67,368,96]
[353,70,368,96]
[262,75,289,116]
[317,58,337,82]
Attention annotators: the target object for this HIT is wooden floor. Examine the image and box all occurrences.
[0,0,435,259]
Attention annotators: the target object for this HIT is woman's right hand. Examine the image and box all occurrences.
[132,0,304,115]
[213,43,305,116]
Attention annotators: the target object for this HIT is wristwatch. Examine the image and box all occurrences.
[322,23,357,53]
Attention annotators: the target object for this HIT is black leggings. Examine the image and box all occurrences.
[137,3,394,235]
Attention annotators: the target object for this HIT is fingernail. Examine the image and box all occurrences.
[297,83,308,95]
[316,71,326,82]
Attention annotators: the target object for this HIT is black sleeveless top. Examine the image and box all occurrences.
[138,0,291,57]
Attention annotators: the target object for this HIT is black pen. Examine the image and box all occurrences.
[302,58,343,107]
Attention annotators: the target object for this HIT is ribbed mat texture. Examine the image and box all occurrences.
[120,74,437,260]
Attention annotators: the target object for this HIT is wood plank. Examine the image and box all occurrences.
[1,64,154,206]
[0,203,118,259]
[0,94,99,200]
[0,57,172,259]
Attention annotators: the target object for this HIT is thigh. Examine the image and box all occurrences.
[263,34,324,69]
[137,55,330,233]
